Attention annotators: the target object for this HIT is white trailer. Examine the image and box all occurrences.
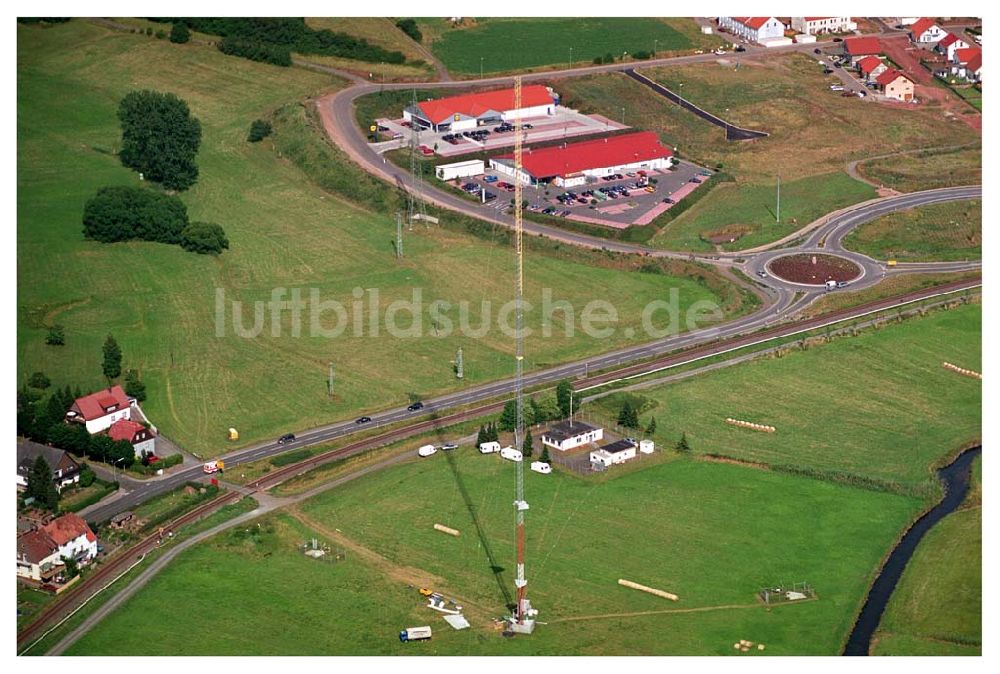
[479,441,501,454]
[530,461,552,474]
[417,444,437,457]
[399,625,433,642]
[500,446,523,462]
[436,159,485,182]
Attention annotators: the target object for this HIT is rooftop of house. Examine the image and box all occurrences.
[42,512,97,547]
[17,528,60,564]
[69,385,132,421]
[108,418,149,443]
[543,419,601,442]
[909,17,939,37]
[413,85,554,125]
[16,441,79,475]
[495,131,672,180]
[600,439,638,454]
[844,36,882,56]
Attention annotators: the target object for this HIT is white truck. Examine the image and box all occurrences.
[500,446,523,462]
[825,280,837,291]
[399,625,432,642]
[203,461,220,474]
[417,444,437,458]
[478,441,501,454]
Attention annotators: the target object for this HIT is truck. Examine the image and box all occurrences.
[203,461,220,474]
[399,626,433,642]
[417,444,437,458]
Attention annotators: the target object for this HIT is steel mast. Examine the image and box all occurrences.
[510,75,536,634]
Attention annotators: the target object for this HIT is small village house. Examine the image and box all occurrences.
[790,17,857,35]
[17,442,81,492]
[909,18,945,44]
[843,36,882,64]
[716,17,786,45]
[937,32,971,61]
[16,513,98,583]
[856,55,889,82]
[66,385,137,434]
[876,69,915,101]
[108,419,156,458]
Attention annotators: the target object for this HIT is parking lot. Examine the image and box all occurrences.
[376,105,629,158]
[444,159,709,228]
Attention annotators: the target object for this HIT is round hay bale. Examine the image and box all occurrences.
[733,643,741,649]
[758,644,765,651]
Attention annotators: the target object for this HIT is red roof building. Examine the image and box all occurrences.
[67,385,134,434]
[875,69,915,101]
[490,131,673,188]
[857,55,887,76]
[108,418,156,456]
[404,85,555,132]
[42,512,97,547]
[844,36,882,57]
[954,46,982,65]
[909,18,945,43]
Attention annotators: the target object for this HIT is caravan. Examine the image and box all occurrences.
[500,446,523,462]
[478,441,501,454]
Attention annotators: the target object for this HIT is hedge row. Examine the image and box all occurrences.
[64,480,119,513]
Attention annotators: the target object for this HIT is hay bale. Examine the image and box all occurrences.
[433,523,460,537]
[758,644,765,651]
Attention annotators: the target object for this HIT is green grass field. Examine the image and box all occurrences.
[652,173,877,252]
[417,18,715,75]
[66,457,920,655]
[843,200,981,262]
[872,506,981,655]
[587,303,981,493]
[17,21,738,454]
[858,147,982,193]
[554,54,979,251]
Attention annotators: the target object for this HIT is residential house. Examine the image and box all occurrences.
[16,441,81,492]
[108,419,156,458]
[790,17,857,35]
[857,55,889,82]
[16,513,97,582]
[843,36,882,64]
[16,528,63,582]
[910,18,945,44]
[717,17,786,45]
[66,385,135,434]
[876,69,915,101]
[937,32,971,60]
[590,439,638,469]
[541,420,604,452]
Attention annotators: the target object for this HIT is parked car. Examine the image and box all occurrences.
[483,175,498,183]
[756,269,768,278]
[407,401,424,411]
[662,197,675,204]
[830,85,845,91]
[734,45,746,52]
[813,48,822,54]
[832,37,843,42]
[836,280,850,288]
[355,416,372,424]
[441,443,459,451]
[277,433,296,444]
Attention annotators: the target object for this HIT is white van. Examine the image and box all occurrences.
[478,441,501,454]
[500,446,523,462]
[530,461,552,474]
[417,444,437,457]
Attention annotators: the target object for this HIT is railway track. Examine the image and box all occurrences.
[17,490,239,651]
[19,276,979,651]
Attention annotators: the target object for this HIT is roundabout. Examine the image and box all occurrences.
[767,253,864,286]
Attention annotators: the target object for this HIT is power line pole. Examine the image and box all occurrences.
[407,89,428,227]
[455,347,464,379]
[395,212,403,259]
[776,175,781,223]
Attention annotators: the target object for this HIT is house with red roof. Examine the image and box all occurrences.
[403,85,557,133]
[937,32,971,60]
[790,17,857,35]
[65,384,136,434]
[108,418,156,458]
[16,513,98,582]
[876,69,915,101]
[909,18,945,44]
[843,36,882,63]
[717,17,786,45]
[488,131,673,188]
[951,46,982,82]
[856,55,889,82]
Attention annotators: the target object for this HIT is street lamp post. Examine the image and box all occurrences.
[113,456,125,483]
[570,46,573,68]
[621,106,625,125]
[480,56,484,79]
[654,39,658,56]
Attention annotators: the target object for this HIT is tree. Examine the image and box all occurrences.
[82,186,189,244]
[556,379,577,418]
[169,22,190,43]
[540,444,550,463]
[89,434,116,462]
[247,119,273,142]
[646,416,657,436]
[124,369,147,402]
[28,372,51,390]
[103,335,122,381]
[179,222,229,254]
[26,456,59,511]
[46,324,65,346]
[61,555,80,580]
[118,90,202,191]
[476,425,487,447]
[499,400,518,433]
[79,464,96,488]
[522,430,534,458]
[675,432,691,453]
[617,400,639,429]
[395,18,422,43]
[486,422,499,443]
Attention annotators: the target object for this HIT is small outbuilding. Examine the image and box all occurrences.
[541,420,604,452]
[590,439,638,469]
[436,159,485,181]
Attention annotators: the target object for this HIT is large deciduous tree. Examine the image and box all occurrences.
[118,90,202,191]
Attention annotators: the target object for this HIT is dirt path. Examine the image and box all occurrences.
[847,142,981,189]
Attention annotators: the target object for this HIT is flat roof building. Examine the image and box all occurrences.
[489,131,673,188]
[403,85,557,133]
[541,420,604,452]
[590,439,638,469]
